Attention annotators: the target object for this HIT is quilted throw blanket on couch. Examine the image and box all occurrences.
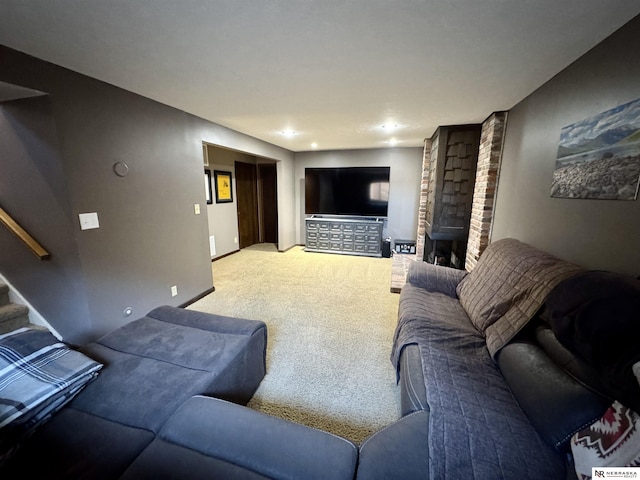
[391,238,584,478]
[0,327,102,462]
[393,282,567,478]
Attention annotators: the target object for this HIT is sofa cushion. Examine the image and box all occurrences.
[121,396,358,480]
[99,305,266,371]
[72,342,222,433]
[356,410,430,480]
[73,307,267,432]
[392,282,481,384]
[1,407,154,479]
[124,305,268,404]
[121,437,273,480]
[0,327,102,463]
[456,238,581,356]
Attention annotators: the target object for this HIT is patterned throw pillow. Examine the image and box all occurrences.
[571,401,640,479]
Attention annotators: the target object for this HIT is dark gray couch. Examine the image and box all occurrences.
[367,238,640,479]
[1,305,271,477]
[0,305,356,479]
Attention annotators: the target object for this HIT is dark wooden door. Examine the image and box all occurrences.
[258,163,278,244]
[235,161,259,249]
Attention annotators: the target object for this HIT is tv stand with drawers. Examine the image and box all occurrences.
[304,215,384,258]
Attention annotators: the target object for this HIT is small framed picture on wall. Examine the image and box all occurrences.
[204,169,213,204]
[214,170,233,203]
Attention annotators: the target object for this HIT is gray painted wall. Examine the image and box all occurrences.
[294,148,423,245]
[192,119,297,253]
[205,146,241,259]
[492,16,640,276]
[0,96,92,342]
[0,45,294,343]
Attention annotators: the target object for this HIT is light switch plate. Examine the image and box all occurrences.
[194,203,201,215]
[79,212,100,230]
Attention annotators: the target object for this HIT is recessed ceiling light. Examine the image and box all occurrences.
[281,129,297,137]
[381,123,399,131]
[311,142,318,149]
[386,138,398,146]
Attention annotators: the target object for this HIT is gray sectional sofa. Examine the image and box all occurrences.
[0,305,275,478]
[2,238,638,479]
[0,304,359,480]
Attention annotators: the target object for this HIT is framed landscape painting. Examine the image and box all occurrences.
[550,97,640,200]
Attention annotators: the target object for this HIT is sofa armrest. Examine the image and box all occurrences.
[497,340,610,451]
[356,410,430,480]
[122,396,358,480]
[399,344,428,416]
[406,261,467,298]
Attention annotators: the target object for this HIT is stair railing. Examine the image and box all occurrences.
[0,206,50,260]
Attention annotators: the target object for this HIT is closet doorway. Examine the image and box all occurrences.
[235,160,278,249]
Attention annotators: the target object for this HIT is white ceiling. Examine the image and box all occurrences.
[1,1,639,152]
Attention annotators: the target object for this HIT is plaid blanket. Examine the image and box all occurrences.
[0,327,102,459]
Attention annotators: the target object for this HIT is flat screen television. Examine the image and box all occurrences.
[305,166,390,217]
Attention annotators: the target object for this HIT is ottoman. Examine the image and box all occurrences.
[72,305,268,432]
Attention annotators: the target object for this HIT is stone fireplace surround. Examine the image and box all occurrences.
[415,112,507,271]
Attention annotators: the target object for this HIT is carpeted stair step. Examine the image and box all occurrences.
[0,302,30,335]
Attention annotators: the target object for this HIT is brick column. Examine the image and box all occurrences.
[465,111,507,271]
[415,137,432,260]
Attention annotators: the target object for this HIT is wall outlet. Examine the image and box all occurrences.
[194,203,201,215]
[170,285,178,297]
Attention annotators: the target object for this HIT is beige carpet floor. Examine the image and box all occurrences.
[188,244,401,445]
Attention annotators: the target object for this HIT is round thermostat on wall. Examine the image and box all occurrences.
[113,161,129,177]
